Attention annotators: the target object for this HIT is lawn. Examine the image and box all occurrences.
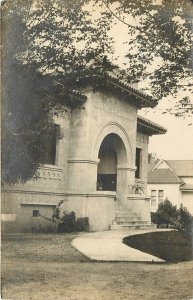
[123,231,193,263]
[1,233,193,300]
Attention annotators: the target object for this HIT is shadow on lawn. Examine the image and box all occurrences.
[123,231,193,263]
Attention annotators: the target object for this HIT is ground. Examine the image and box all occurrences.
[1,234,193,300]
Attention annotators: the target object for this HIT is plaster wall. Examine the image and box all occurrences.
[61,192,116,231]
[67,90,138,196]
[147,184,181,211]
[181,192,193,214]
[1,190,65,233]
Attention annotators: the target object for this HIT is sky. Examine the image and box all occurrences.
[109,9,193,160]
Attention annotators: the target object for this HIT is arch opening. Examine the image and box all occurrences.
[96,133,127,192]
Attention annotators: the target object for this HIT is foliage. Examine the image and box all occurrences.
[151,200,193,236]
[148,152,160,164]
[76,217,90,232]
[51,200,89,233]
[151,199,178,228]
[106,0,193,118]
[132,184,144,194]
[175,204,193,235]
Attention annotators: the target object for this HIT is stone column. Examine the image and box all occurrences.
[67,159,99,193]
[116,165,136,204]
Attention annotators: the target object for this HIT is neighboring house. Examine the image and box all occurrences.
[147,160,193,214]
[2,74,167,233]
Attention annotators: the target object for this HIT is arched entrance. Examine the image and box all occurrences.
[96,133,128,202]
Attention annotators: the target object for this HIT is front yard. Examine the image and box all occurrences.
[1,233,193,300]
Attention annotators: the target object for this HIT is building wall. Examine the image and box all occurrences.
[181,192,193,214]
[2,91,152,232]
[147,183,181,211]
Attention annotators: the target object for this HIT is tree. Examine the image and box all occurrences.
[151,199,178,228]
[104,0,193,119]
[1,0,114,184]
[148,152,160,164]
[2,0,193,184]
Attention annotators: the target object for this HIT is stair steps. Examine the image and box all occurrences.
[110,201,153,230]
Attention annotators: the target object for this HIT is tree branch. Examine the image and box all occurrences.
[101,0,139,30]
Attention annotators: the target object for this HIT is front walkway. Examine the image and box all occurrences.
[72,229,168,263]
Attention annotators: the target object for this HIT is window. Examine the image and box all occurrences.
[135,148,142,179]
[158,190,164,204]
[32,210,39,217]
[151,190,156,207]
[41,124,60,165]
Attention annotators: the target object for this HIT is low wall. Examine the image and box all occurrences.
[126,194,151,224]
[1,191,65,233]
[62,192,116,231]
[1,190,115,233]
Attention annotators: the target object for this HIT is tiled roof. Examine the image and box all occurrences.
[166,160,193,177]
[148,168,182,184]
[105,71,158,109]
[180,184,193,191]
[137,115,167,135]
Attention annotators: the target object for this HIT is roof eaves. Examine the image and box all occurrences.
[137,115,167,135]
[105,74,157,108]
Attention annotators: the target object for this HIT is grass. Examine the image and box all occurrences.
[1,233,193,300]
[123,231,193,263]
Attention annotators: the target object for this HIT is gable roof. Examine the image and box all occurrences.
[166,160,193,177]
[148,168,182,184]
[148,160,193,184]
[180,184,193,191]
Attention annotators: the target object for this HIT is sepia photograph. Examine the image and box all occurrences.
[1,0,193,299]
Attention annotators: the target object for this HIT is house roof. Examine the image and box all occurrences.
[166,160,193,177]
[148,168,182,184]
[137,115,167,135]
[148,160,193,184]
[180,184,193,191]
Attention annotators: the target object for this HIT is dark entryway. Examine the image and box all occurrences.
[97,134,117,191]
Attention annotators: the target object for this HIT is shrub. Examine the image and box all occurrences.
[76,217,89,232]
[151,200,193,237]
[151,211,164,228]
[58,211,77,233]
[151,199,178,228]
[175,205,193,236]
[39,200,90,233]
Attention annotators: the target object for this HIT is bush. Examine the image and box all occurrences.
[39,200,90,233]
[151,200,193,236]
[76,217,89,232]
[151,199,178,228]
[175,205,193,235]
[58,211,77,233]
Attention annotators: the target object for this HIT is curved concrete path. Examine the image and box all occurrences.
[72,229,167,263]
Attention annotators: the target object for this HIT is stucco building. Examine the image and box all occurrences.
[148,160,193,214]
[2,75,166,232]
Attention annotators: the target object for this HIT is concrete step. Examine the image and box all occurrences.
[110,224,156,230]
[115,217,141,224]
[115,219,146,224]
[115,213,141,219]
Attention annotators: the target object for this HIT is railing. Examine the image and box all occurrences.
[36,164,63,180]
